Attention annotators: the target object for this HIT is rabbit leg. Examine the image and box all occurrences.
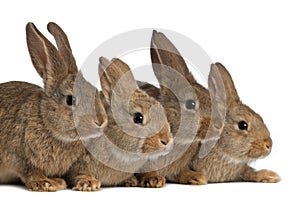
[242,167,281,183]
[72,174,101,191]
[177,170,207,185]
[123,175,139,187]
[14,165,67,192]
[26,175,67,192]
[136,171,166,188]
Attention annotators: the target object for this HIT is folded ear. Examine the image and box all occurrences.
[150,30,197,96]
[99,57,138,104]
[47,22,78,74]
[208,63,240,112]
[26,22,68,95]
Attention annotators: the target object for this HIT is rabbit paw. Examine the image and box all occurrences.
[254,170,281,183]
[72,175,101,191]
[27,176,67,192]
[140,174,166,188]
[179,170,207,185]
[124,176,139,187]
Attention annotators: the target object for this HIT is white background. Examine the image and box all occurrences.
[0,0,299,199]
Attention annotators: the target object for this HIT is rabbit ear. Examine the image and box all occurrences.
[99,57,138,103]
[151,30,197,95]
[208,63,240,111]
[26,22,68,95]
[47,22,78,74]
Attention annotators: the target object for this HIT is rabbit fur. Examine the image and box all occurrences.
[66,57,173,191]
[0,22,107,191]
[125,31,280,187]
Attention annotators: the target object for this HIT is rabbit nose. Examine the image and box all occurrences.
[264,138,272,152]
[265,143,271,151]
[159,135,173,147]
[95,121,102,127]
[95,116,108,129]
[160,139,168,146]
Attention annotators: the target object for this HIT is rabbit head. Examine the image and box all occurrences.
[99,57,173,156]
[208,63,272,162]
[150,31,213,145]
[26,22,107,142]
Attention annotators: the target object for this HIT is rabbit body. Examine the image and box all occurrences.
[0,81,85,181]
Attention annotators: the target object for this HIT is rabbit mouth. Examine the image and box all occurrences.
[247,150,270,160]
[74,123,105,139]
[53,132,81,143]
[143,139,174,159]
[78,129,104,141]
[247,144,272,159]
[52,128,103,143]
[144,143,173,160]
[80,131,103,141]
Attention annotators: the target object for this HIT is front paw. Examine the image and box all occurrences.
[140,175,166,188]
[124,176,139,187]
[179,171,207,185]
[72,175,101,191]
[27,176,67,192]
[254,170,281,183]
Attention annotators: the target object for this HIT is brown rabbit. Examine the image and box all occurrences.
[189,62,280,183]
[125,30,213,187]
[125,31,280,187]
[0,22,107,191]
[66,57,173,191]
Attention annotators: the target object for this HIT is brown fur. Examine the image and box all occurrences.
[66,57,173,191]
[191,63,280,183]
[125,31,212,187]
[0,22,107,191]
[126,31,280,187]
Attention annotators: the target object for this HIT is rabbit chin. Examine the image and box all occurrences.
[145,141,174,160]
[248,151,271,161]
[52,129,103,143]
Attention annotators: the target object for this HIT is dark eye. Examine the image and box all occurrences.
[185,99,196,110]
[238,120,248,131]
[66,95,76,106]
[133,112,144,124]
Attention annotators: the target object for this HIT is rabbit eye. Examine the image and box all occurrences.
[238,120,248,131]
[133,112,144,124]
[185,99,196,110]
[66,95,76,106]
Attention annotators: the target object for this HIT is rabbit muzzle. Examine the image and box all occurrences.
[142,123,173,154]
[248,137,272,159]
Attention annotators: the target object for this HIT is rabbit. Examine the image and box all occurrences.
[66,57,173,191]
[0,22,107,191]
[125,30,280,187]
[189,62,281,183]
[124,30,213,188]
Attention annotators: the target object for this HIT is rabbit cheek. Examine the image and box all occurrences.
[248,138,272,159]
[142,124,172,153]
[75,117,103,139]
[143,136,164,153]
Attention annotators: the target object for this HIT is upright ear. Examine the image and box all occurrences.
[150,30,197,96]
[47,22,78,74]
[99,57,138,103]
[26,22,68,95]
[208,63,240,112]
